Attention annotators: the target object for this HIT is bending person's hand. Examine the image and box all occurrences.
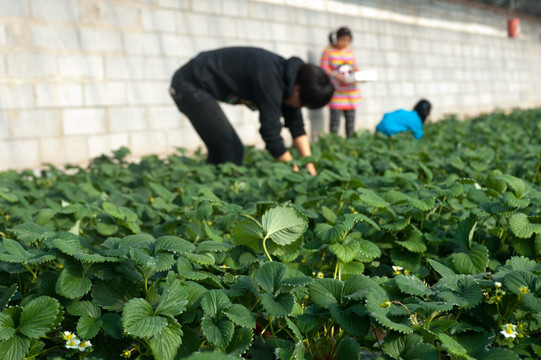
[305,162,317,176]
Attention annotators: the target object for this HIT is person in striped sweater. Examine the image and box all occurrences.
[320,26,362,138]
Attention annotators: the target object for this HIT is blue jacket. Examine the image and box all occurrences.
[376,109,424,139]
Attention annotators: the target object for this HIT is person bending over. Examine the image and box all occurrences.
[170,47,334,175]
[376,99,432,140]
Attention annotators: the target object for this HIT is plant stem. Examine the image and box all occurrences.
[333,260,340,279]
[262,237,273,262]
[532,159,541,183]
[25,345,63,359]
[144,270,150,294]
[22,263,38,283]
[268,316,279,347]
[371,323,385,355]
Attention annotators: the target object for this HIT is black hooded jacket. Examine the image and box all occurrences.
[171,47,306,158]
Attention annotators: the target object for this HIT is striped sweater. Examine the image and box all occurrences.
[320,46,362,110]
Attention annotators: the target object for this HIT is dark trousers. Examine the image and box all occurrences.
[330,108,356,138]
[170,81,244,165]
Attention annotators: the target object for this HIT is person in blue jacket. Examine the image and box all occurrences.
[376,99,431,140]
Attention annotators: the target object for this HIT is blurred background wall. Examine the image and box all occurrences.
[1,0,541,171]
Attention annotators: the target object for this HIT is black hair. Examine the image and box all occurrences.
[295,64,334,109]
[329,26,353,45]
[413,99,432,123]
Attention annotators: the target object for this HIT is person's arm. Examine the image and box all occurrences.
[410,112,424,140]
[276,135,316,175]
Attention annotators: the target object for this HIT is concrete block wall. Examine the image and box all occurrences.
[1,0,541,171]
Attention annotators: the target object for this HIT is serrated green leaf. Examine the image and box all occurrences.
[309,278,343,308]
[357,188,390,208]
[226,327,253,357]
[428,259,456,278]
[329,239,360,263]
[53,238,118,264]
[197,241,232,253]
[96,222,118,236]
[383,332,438,360]
[155,236,196,254]
[100,313,122,339]
[478,348,520,360]
[183,252,215,266]
[285,317,302,342]
[19,296,61,339]
[92,279,139,311]
[131,248,175,272]
[0,313,15,340]
[201,315,234,348]
[391,248,421,272]
[437,277,482,309]
[0,284,17,310]
[329,303,369,337]
[503,270,536,295]
[438,333,470,358]
[9,223,55,245]
[232,220,263,249]
[122,298,167,338]
[77,316,102,339]
[55,267,92,299]
[521,292,541,312]
[148,182,176,203]
[496,174,529,198]
[396,226,426,253]
[149,319,183,360]
[337,337,361,360]
[450,244,489,274]
[0,335,30,360]
[67,301,101,318]
[395,275,433,297]
[505,256,538,272]
[314,220,355,244]
[260,293,295,317]
[509,213,541,238]
[223,304,255,328]
[262,205,308,246]
[155,274,188,318]
[321,206,337,224]
[253,261,288,295]
[102,202,124,219]
[357,239,381,260]
[365,290,413,334]
[343,275,386,300]
[201,290,232,318]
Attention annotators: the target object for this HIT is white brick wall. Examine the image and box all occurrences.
[6,53,57,78]
[35,83,84,107]
[1,0,541,172]
[30,0,79,22]
[63,108,106,135]
[31,24,79,50]
[9,110,62,139]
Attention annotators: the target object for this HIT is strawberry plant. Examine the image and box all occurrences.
[0,108,540,359]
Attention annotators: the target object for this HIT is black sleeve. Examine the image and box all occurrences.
[252,70,288,158]
[282,105,306,139]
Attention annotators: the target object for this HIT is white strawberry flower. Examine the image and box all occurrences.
[500,323,517,339]
[66,338,81,349]
[77,340,92,351]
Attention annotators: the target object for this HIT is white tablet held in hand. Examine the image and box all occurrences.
[345,70,378,83]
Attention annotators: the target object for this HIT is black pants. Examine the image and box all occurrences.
[330,108,355,138]
[170,80,244,165]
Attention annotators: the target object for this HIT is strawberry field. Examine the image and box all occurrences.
[1,109,541,360]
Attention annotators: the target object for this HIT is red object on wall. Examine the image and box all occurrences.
[508,17,520,38]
